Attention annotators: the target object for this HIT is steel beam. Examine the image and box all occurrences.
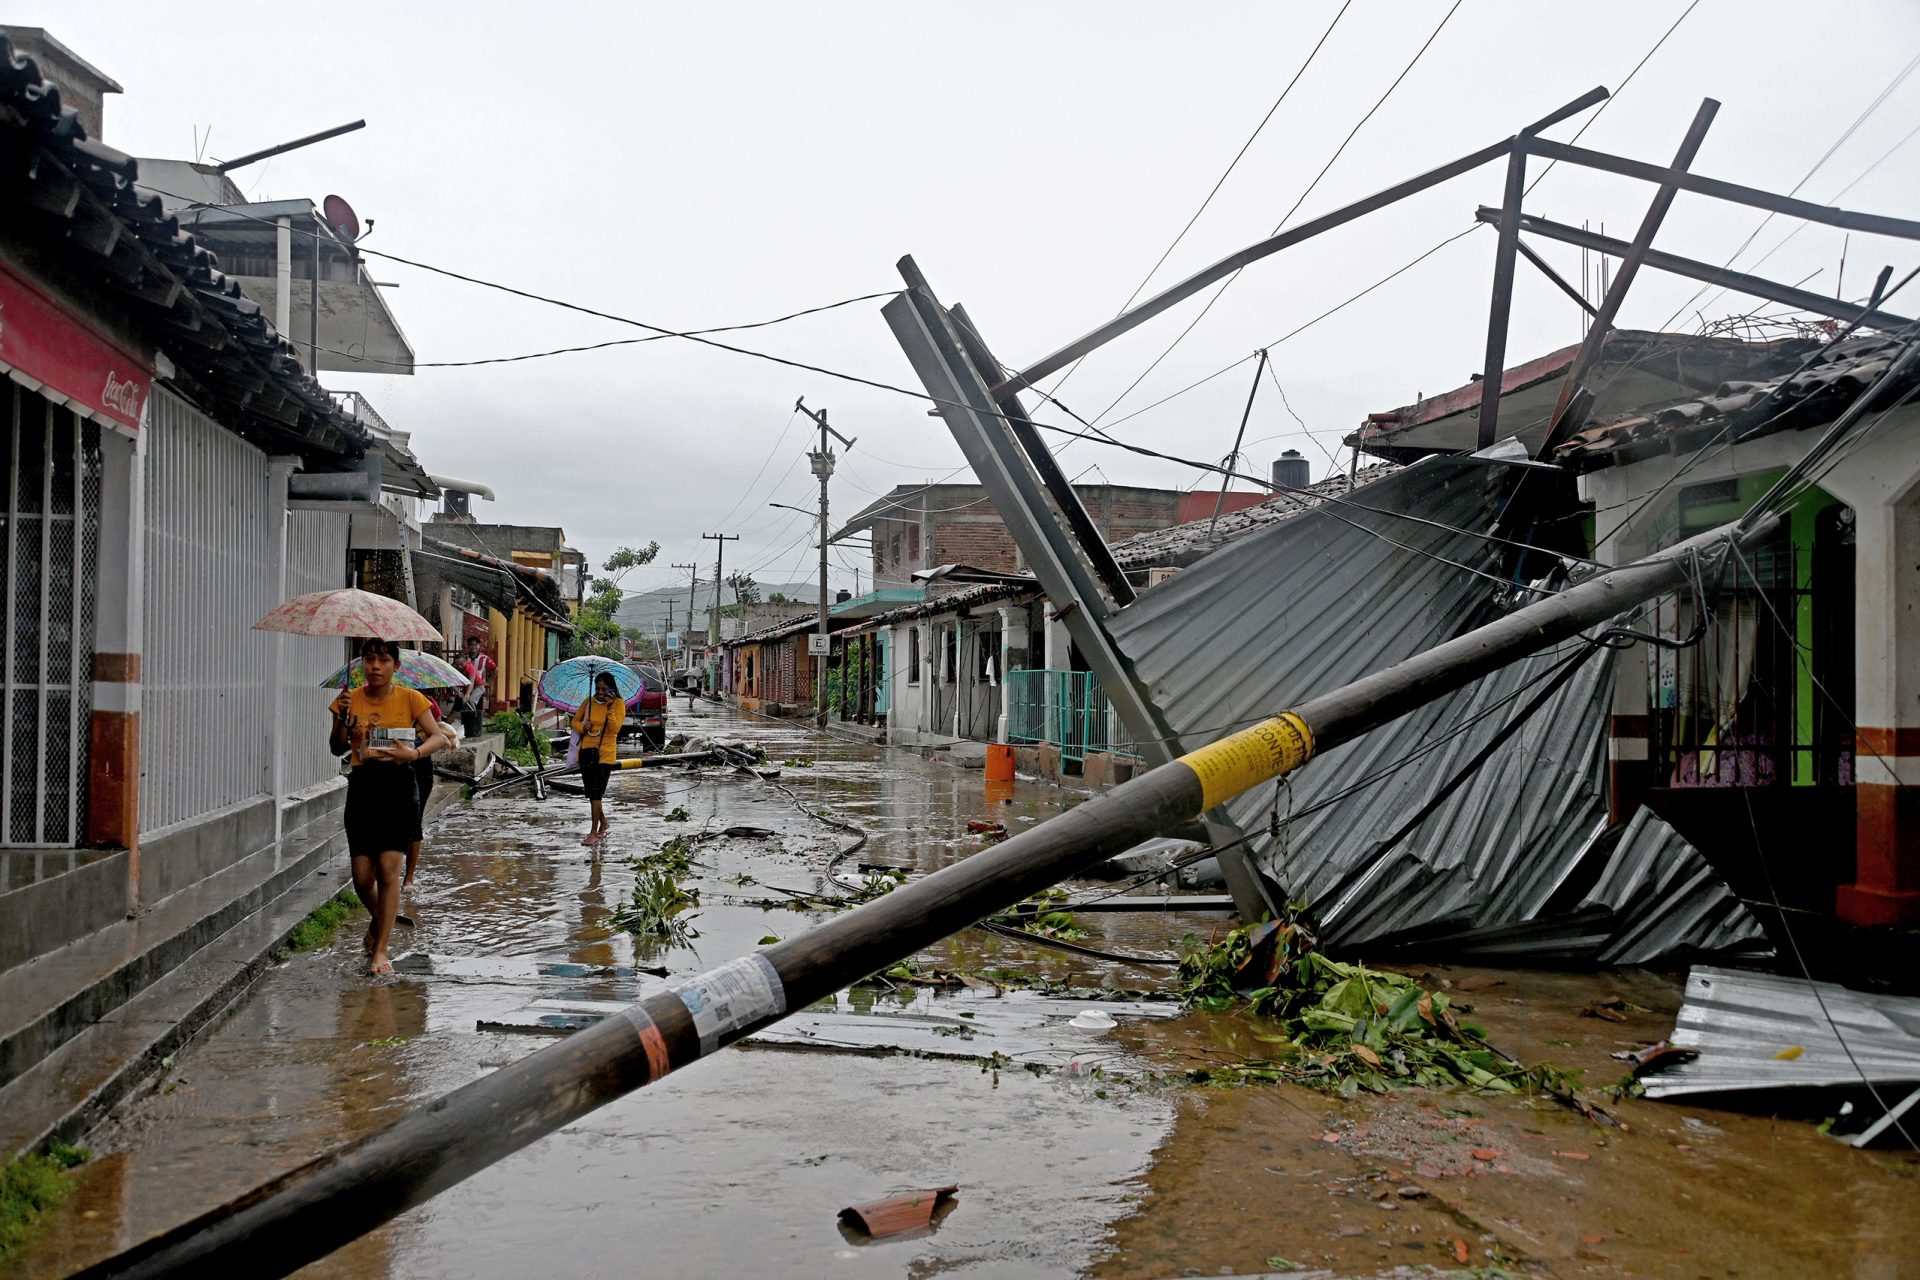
[1515,239,1599,317]
[1535,98,1718,460]
[1481,209,1920,336]
[1521,136,1920,242]
[885,258,1276,914]
[995,88,1610,396]
[1476,146,1528,448]
[949,303,1135,606]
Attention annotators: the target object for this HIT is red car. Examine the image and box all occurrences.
[622,662,669,751]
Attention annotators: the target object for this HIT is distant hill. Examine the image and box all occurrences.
[612,580,811,633]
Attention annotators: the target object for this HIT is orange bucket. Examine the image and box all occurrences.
[984,743,1016,782]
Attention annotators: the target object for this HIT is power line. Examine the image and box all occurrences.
[1042,0,1355,404]
[1649,49,1920,334]
[1086,0,1467,426]
[709,408,802,530]
[1522,0,1701,197]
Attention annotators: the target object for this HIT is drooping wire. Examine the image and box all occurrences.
[1086,0,1468,427]
[1040,0,1356,404]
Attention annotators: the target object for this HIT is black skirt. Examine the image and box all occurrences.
[345,763,419,859]
[581,763,613,802]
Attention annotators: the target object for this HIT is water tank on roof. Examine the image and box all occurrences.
[1272,449,1310,492]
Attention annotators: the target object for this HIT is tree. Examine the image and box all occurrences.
[727,572,760,604]
[768,592,789,604]
[566,542,660,658]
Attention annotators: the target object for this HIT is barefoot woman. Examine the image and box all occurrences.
[329,638,447,974]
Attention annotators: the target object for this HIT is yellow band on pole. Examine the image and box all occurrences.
[1176,713,1314,811]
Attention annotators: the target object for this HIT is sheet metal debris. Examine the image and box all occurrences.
[476,988,1181,1070]
[1107,455,1768,962]
[1642,965,1920,1099]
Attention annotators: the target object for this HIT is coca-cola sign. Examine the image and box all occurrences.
[0,261,152,432]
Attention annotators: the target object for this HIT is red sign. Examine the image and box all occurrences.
[0,261,152,432]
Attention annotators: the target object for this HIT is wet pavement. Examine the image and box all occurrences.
[8,700,1919,1278]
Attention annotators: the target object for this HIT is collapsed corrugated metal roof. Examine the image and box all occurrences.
[1645,966,1920,1102]
[1105,454,1765,962]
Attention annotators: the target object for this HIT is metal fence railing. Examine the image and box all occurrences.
[1003,668,1136,764]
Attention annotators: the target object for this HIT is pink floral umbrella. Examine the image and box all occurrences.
[253,588,442,640]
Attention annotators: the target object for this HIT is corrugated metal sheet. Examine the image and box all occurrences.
[1106,454,1765,961]
[141,389,276,832]
[278,510,349,798]
[1644,965,1920,1098]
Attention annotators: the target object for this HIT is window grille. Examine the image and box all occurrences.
[2,382,102,846]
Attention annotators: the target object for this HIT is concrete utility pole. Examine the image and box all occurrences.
[671,563,699,664]
[77,519,1772,1280]
[701,534,737,647]
[796,397,855,727]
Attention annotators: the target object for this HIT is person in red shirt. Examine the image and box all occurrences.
[458,634,495,717]
[329,638,449,975]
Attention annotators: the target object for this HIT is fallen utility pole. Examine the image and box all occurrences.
[77,516,1768,1280]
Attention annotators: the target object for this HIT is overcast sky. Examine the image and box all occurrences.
[34,1,1920,597]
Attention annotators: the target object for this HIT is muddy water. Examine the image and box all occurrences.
[11,701,1919,1278]
[10,702,1202,1279]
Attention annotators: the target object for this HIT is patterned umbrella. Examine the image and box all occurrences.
[253,588,441,640]
[538,656,641,714]
[317,649,470,692]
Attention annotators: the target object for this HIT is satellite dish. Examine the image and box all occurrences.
[321,193,361,241]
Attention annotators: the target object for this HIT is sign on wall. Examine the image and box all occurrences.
[0,262,152,433]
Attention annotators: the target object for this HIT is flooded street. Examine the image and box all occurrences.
[10,701,1919,1278]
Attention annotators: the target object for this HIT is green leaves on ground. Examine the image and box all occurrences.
[0,1144,89,1258]
[287,889,362,953]
[1178,918,1576,1098]
[989,887,1086,941]
[617,865,699,945]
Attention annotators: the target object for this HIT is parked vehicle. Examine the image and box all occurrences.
[622,662,670,749]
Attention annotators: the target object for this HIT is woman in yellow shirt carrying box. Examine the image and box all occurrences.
[328,638,448,975]
[571,670,626,846]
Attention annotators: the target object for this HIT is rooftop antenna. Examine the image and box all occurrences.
[214,119,367,173]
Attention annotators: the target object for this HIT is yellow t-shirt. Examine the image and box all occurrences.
[571,696,626,760]
[332,686,431,767]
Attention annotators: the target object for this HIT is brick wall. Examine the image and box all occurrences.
[859,484,1189,586]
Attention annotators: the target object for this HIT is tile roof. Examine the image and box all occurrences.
[1108,464,1402,568]
[1348,330,1811,463]
[1552,333,1920,469]
[0,33,371,460]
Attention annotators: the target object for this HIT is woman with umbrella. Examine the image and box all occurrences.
[328,638,450,975]
[571,670,627,845]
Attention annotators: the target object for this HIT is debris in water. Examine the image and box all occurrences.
[838,1185,957,1238]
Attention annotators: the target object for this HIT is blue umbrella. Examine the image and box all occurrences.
[539,656,641,714]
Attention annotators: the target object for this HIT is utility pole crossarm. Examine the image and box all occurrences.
[795,398,842,727]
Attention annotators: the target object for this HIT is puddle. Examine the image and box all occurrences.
[12,701,1916,1279]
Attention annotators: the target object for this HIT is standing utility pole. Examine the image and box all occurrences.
[701,534,737,647]
[796,397,855,727]
[671,562,699,663]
